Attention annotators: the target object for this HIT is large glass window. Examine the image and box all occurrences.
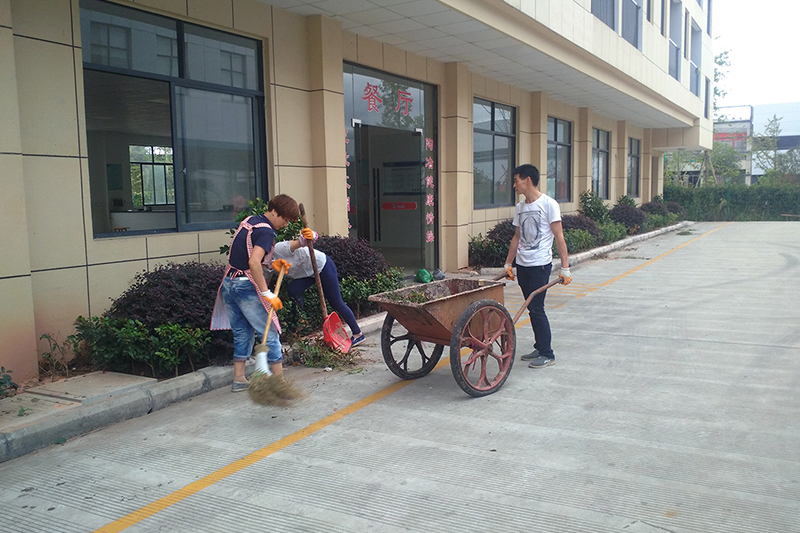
[592,128,610,199]
[592,0,616,29]
[547,117,572,202]
[473,98,516,208]
[628,138,641,197]
[80,0,264,236]
[622,0,642,48]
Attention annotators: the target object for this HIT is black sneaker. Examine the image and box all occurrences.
[520,350,540,361]
[528,356,555,369]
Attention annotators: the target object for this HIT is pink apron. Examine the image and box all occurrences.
[210,218,281,334]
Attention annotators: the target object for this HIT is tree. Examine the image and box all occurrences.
[713,49,730,121]
[752,115,800,185]
[708,142,744,185]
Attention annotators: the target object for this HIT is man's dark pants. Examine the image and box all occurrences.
[516,263,554,359]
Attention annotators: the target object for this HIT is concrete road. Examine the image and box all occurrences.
[1,222,799,532]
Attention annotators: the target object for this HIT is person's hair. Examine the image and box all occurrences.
[268,194,300,221]
[513,164,540,186]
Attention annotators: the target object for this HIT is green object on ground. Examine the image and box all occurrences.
[415,269,432,283]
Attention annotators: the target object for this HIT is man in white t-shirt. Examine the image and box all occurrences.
[503,164,572,369]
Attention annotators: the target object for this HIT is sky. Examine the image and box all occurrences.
[713,1,800,110]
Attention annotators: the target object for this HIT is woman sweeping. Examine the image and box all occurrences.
[210,194,302,393]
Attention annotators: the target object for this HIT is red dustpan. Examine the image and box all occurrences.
[299,204,352,353]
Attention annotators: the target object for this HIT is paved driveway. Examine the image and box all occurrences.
[2,222,799,532]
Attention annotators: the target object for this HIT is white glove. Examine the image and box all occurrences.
[558,267,572,285]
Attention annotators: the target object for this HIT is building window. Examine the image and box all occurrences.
[646,0,653,22]
[690,21,702,96]
[668,0,682,80]
[707,0,712,35]
[547,117,572,202]
[592,129,610,199]
[622,0,642,48]
[89,22,131,69]
[628,138,641,197]
[592,0,616,30]
[130,146,175,206]
[661,0,667,36]
[473,99,516,208]
[704,77,710,118]
[80,0,264,236]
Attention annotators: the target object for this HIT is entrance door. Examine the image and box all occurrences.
[353,124,424,273]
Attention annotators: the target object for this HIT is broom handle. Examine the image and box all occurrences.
[260,265,287,345]
[298,204,328,318]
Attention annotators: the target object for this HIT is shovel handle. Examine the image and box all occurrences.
[511,278,564,324]
[299,204,328,318]
[260,264,287,345]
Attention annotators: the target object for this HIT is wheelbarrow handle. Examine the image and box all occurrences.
[511,278,564,324]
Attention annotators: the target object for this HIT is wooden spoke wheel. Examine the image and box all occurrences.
[449,299,516,397]
[381,313,444,380]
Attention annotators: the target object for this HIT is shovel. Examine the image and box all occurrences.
[298,204,352,353]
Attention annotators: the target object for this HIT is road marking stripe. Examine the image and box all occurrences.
[598,223,731,287]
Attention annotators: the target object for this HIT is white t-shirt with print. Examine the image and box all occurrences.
[512,194,562,267]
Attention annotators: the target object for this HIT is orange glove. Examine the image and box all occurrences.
[504,263,515,281]
[558,267,572,285]
[299,227,316,245]
[260,290,282,310]
[271,258,290,272]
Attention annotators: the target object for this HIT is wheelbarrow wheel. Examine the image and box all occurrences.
[381,314,444,380]
[450,299,516,397]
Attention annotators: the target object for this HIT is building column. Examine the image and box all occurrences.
[530,92,547,192]
[642,128,653,200]
[615,120,629,200]
[307,15,348,235]
[575,107,592,201]
[439,62,472,271]
[0,0,39,381]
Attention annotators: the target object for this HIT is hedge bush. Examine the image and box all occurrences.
[610,204,647,234]
[642,213,678,233]
[616,195,637,207]
[579,190,610,223]
[640,201,670,216]
[664,182,800,221]
[562,214,602,243]
[598,221,628,244]
[665,201,688,218]
[314,235,388,280]
[554,229,596,257]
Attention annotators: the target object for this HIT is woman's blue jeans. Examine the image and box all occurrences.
[221,277,281,363]
[516,263,554,359]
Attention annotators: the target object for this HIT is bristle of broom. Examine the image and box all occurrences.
[247,373,306,406]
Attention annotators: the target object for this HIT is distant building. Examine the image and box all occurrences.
[715,105,753,184]
[750,102,800,182]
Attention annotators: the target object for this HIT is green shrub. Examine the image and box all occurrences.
[598,221,627,244]
[468,218,515,268]
[640,201,670,216]
[315,235,388,280]
[554,229,596,257]
[664,182,800,221]
[70,317,212,378]
[1,366,16,398]
[616,194,637,207]
[610,204,647,234]
[642,213,678,232]
[652,194,664,203]
[665,201,688,219]
[486,218,515,245]
[562,214,602,243]
[579,190,610,222]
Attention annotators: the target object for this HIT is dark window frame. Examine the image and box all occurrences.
[627,138,641,198]
[473,98,517,209]
[547,116,572,203]
[592,128,610,200]
[80,0,266,236]
[130,145,175,206]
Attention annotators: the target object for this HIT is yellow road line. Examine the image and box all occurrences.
[95,378,420,532]
[598,222,731,287]
[98,223,729,532]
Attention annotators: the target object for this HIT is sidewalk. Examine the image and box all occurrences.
[0,220,692,463]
